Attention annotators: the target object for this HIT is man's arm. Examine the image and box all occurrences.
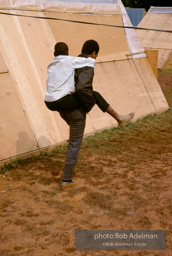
[75,65,96,112]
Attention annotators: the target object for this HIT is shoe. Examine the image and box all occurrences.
[60,180,75,190]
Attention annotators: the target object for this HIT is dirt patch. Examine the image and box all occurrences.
[0,73,172,256]
[158,70,172,89]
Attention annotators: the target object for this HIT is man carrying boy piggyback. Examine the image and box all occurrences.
[45,40,134,189]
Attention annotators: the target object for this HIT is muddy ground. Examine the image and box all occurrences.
[0,71,172,256]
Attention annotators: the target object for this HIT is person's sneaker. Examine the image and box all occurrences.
[60,180,75,190]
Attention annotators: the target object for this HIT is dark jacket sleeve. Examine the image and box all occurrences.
[75,65,96,113]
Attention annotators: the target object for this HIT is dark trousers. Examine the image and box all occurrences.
[59,108,86,181]
[45,91,109,113]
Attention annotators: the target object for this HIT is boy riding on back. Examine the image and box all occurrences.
[44,40,135,189]
[45,41,135,127]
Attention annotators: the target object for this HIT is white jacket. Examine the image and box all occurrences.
[44,55,96,102]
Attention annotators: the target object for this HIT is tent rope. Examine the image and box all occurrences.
[0,11,172,33]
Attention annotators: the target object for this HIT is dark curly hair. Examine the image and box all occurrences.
[54,42,68,57]
[81,40,99,55]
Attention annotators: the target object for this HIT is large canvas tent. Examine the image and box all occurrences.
[137,7,172,69]
[0,0,169,163]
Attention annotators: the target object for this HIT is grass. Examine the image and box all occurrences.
[158,69,172,76]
